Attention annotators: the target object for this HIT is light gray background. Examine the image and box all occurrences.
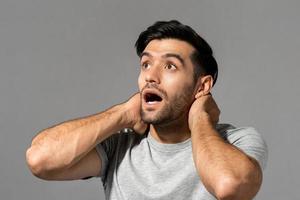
[1,0,299,199]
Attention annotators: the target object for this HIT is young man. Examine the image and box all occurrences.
[26,20,268,200]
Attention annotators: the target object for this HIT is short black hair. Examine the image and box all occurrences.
[135,20,218,86]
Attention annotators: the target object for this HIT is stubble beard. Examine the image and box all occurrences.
[140,83,195,126]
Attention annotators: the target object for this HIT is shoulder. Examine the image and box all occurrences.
[216,123,263,141]
[109,128,147,148]
[98,128,147,165]
[216,123,268,170]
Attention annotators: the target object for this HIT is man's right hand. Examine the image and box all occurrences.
[122,93,148,134]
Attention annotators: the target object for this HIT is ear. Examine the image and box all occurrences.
[195,75,213,99]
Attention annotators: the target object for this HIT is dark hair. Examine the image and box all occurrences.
[135,20,218,86]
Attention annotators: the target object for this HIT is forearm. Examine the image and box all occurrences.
[26,104,126,176]
[191,121,262,199]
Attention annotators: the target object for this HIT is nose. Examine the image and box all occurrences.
[144,65,161,84]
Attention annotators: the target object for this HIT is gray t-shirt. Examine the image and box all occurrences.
[96,123,268,200]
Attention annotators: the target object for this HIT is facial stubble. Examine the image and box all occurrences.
[140,82,195,126]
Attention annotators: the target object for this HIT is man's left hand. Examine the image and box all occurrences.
[188,94,220,130]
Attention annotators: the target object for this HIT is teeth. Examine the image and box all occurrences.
[147,101,159,104]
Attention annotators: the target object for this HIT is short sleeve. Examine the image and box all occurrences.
[218,124,268,170]
[95,143,108,177]
[95,134,120,178]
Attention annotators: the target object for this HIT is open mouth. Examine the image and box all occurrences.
[144,92,163,104]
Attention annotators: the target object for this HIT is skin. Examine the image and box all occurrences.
[138,39,198,143]
[26,39,262,200]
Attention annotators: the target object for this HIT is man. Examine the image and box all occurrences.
[26,20,268,199]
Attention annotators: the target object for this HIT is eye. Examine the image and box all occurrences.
[141,62,150,69]
[165,63,177,70]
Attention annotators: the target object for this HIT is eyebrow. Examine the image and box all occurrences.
[140,52,185,65]
[163,53,185,65]
[140,52,153,59]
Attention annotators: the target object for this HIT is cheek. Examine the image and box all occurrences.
[163,74,195,98]
[163,73,189,90]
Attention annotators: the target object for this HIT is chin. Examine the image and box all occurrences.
[141,111,161,124]
[141,112,174,126]
[141,113,157,124]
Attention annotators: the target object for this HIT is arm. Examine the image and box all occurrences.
[26,93,146,180]
[189,95,262,200]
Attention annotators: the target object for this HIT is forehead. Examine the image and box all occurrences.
[142,39,195,60]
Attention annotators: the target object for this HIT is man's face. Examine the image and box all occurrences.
[138,38,198,125]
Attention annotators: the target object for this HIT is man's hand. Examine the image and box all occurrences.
[188,93,220,130]
[122,93,148,134]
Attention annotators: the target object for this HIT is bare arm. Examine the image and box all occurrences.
[26,94,146,180]
[189,95,262,200]
[191,120,262,200]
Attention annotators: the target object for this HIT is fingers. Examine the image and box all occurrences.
[195,91,212,99]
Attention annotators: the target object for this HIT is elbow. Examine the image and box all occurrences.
[214,173,262,200]
[214,176,241,200]
[214,159,263,200]
[26,147,53,180]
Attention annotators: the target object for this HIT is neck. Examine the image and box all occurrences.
[149,114,191,144]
